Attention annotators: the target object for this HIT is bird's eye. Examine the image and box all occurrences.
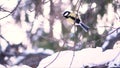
[63,11,70,18]
[64,12,69,16]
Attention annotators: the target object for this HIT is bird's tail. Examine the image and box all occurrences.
[79,22,89,32]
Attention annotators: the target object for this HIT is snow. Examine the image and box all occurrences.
[37,47,120,68]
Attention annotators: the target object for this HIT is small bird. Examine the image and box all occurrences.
[63,11,89,32]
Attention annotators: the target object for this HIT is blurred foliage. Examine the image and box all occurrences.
[0,0,120,52]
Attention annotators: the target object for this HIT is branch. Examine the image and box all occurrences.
[0,0,21,20]
[102,27,120,51]
[37,47,120,68]
[0,35,10,45]
[37,27,120,68]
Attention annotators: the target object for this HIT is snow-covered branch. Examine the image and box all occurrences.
[37,28,120,68]
[37,47,120,68]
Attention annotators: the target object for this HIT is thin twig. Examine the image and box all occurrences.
[0,35,10,45]
[44,52,60,68]
[44,39,67,68]
[0,0,21,20]
[0,7,11,12]
[69,0,82,68]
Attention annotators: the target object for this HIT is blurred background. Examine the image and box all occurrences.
[0,0,120,67]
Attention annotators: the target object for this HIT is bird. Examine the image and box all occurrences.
[63,11,89,32]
